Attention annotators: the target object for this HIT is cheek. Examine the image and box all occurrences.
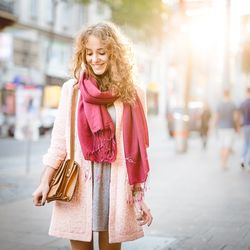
[102,55,109,63]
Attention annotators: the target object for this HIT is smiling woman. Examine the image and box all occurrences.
[72,22,136,102]
[85,35,109,76]
[32,22,153,250]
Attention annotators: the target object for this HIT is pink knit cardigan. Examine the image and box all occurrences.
[42,79,147,243]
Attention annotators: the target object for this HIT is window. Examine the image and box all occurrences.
[13,38,39,69]
[30,0,38,20]
[62,1,71,30]
[47,0,54,25]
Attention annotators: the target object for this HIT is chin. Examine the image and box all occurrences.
[93,70,105,76]
[92,68,108,76]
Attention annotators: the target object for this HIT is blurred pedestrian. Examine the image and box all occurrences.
[215,89,238,169]
[200,102,211,150]
[32,22,152,250]
[239,87,250,169]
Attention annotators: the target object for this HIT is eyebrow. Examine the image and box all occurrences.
[85,48,105,51]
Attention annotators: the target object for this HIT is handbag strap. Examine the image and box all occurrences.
[70,83,79,161]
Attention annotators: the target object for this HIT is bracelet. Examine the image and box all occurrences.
[132,191,144,203]
[133,187,144,192]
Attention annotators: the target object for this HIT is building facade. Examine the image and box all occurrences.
[0,0,110,136]
[0,0,110,87]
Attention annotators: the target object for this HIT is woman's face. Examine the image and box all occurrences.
[85,35,109,76]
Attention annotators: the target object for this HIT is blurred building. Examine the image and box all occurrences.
[0,0,110,136]
[0,0,110,87]
[0,0,17,30]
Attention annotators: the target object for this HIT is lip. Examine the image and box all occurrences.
[91,64,106,72]
[92,64,104,67]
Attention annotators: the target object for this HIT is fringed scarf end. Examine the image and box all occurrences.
[87,128,117,163]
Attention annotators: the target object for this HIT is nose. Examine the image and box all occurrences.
[92,53,99,63]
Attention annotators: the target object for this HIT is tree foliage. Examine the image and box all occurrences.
[101,0,169,40]
[78,0,170,41]
[77,0,91,5]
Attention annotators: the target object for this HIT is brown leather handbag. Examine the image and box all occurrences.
[47,84,80,203]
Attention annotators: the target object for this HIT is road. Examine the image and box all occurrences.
[0,116,250,250]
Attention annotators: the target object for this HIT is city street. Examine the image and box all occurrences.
[0,116,250,250]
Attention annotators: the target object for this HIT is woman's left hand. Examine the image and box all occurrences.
[135,201,153,227]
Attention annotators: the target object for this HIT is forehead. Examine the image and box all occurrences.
[85,35,106,50]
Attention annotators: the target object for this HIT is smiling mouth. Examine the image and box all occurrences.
[92,64,104,68]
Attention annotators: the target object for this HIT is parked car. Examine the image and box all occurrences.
[166,101,203,137]
[39,108,58,135]
[1,108,58,138]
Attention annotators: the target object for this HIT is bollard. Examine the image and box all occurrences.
[173,113,189,153]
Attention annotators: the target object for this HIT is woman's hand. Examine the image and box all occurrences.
[134,201,153,227]
[32,166,56,206]
[32,183,50,206]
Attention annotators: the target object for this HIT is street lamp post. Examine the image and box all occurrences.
[174,0,192,153]
[23,50,31,174]
[223,0,231,90]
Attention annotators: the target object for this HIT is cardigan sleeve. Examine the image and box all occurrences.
[42,80,72,169]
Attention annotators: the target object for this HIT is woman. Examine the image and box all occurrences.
[32,22,153,250]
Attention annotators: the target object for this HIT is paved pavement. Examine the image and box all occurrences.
[0,116,250,250]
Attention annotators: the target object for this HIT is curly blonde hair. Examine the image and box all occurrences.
[71,22,136,103]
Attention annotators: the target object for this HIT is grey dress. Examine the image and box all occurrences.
[92,105,116,232]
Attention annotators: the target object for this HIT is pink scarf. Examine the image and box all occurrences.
[77,73,149,185]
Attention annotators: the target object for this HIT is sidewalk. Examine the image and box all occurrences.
[147,118,250,250]
[0,118,176,250]
[1,116,250,249]
[0,192,175,250]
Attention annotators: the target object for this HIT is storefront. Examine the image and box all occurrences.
[0,82,43,137]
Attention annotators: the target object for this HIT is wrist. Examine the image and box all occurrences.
[41,166,56,185]
[40,177,50,186]
[132,189,144,203]
[132,186,144,194]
